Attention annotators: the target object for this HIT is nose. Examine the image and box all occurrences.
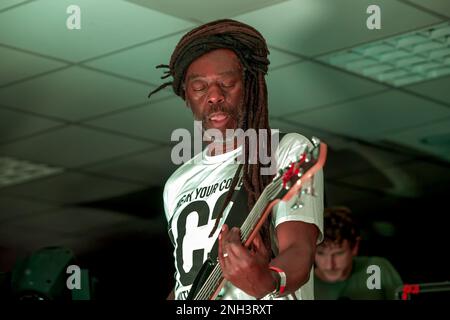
[207,84,225,105]
[324,255,336,270]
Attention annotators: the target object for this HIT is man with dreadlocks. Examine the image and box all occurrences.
[149,19,324,300]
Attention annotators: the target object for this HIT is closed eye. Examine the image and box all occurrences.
[221,82,236,89]
[190,81,207,91]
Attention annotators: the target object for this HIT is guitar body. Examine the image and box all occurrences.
[186,258,216,300]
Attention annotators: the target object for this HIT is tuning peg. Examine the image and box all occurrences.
[284,181,292,190]
[311,136,320,147]
[302,186,317,197]
[305,153,311,163]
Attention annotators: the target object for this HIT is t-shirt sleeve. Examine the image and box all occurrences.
[163,181,171,222]
[271,133,324,244]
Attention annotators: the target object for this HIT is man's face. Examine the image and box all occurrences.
[314,240,358,282]
[184,49,244,137]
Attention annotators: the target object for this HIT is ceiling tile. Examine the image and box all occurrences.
[406,75,450,105]
[1,207,133,236]
[1,171,144,204]
[0,66,168,121]
[288,91,450,140]
[88,96,194,143]
[0,0,28,11]
[325,181,379,206]
[338,159,450,197]
[0,45,67,87]
[85,32,302,86]
[268,48,303,70]
[126,0,288,23]
[407,0,450,18]
[386,117,450,161]
[0,0,194,61]
[269,118,322,138]
[0,225,76,252]
[324,145,411,180]
[235,0,441,56]
[0,125,154,168]
[0,108,63,144]
[267,61,386,116]
[85,33,185,86]
[82,146,178,186]
[270,118,362,151]
[0,194,57,223]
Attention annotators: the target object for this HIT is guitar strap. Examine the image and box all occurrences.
[208,163,247,260]
[207,132,287,261]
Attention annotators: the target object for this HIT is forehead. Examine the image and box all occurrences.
[185,48,242,78]
[318,240,351,253]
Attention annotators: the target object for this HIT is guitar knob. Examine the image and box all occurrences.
[311,136,320,147]
[291,202,304,211]
[291,196,304,211]
[302,187,317,197]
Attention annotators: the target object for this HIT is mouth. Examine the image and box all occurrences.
[207,112,230,127]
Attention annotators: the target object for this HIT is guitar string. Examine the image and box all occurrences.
[195,184,277,299]
[196,179,285,299]
[195,191,269,299]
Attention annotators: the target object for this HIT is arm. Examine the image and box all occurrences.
[270,221,319,295]
[218,220,319,298]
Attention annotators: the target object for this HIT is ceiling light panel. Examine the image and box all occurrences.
[0,156,64,188]
[320,22,450,87]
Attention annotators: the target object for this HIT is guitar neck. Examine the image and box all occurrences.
[240,180,283,244]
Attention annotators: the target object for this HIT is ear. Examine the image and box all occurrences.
[351,237,361,256]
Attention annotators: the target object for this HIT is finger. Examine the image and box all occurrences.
[251,232,271,263]
[251,232,264,252]
[227,227,241,243]
[226,228,250,259]
[218,224,229,269]
[221,224,229,235]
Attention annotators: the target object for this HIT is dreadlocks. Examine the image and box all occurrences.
[149,19,273,251]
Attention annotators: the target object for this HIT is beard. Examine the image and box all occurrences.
[201,98,245,136]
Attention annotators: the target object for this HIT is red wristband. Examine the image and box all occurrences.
[269,266,286,295]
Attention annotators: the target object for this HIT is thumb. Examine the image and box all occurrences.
[250,232,265,253]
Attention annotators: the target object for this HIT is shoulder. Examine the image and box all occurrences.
[274,132,315,167]
[354,256,399,273]
[164,149,204,187]
[276,132,313,151]
[163,152,203,219]
[368,256,395,267]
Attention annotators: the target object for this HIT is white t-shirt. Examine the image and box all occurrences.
[163,133,324,300]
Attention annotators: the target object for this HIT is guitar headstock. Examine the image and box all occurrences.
[270,137,327,202]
